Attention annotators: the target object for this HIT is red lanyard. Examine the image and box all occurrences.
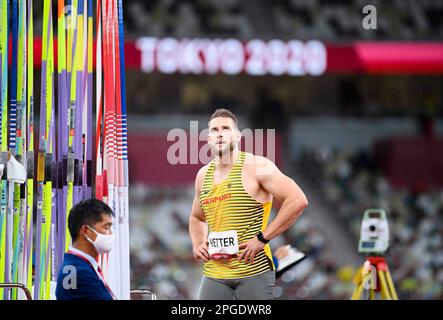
[68,250,117,300]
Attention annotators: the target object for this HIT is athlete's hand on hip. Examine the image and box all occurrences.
[193,241,210,262]
[238,238,265,264]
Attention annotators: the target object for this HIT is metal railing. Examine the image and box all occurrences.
[130,289,157,300]
[0,283,33,300]
[0,283,157,300]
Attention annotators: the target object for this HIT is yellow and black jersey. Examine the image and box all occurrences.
[200,151,275,279]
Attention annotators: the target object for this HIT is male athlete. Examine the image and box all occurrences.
[189,108,308,300]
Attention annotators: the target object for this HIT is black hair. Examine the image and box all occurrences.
[68,199,114,241]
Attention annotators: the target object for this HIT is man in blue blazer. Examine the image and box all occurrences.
[56,199,116,300]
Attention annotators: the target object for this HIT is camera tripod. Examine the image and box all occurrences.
[351,256,398,300]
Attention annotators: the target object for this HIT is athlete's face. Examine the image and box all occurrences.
[208,117,241,157]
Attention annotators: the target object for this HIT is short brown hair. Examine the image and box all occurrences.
[209,108,239,129]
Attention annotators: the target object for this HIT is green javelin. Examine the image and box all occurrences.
[37,0,48,299]
[34,0,48,297]
[36,0,54,300]
[11,0,27,300]
[25,0,34,293]
[0,0,9,300]
[43,0,55,300]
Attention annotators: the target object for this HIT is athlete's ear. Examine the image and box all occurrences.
[235,128,242,143]
[206,127,211,143]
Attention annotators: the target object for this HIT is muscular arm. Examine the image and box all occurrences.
[258,158,308,241]
[189,167,210,262]
[238,156,308,264]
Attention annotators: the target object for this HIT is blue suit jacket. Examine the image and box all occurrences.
[56,252,113,300]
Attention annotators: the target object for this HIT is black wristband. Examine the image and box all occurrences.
[257,231,269,244]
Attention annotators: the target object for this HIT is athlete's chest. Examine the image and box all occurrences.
[213,167,233,185]
[201,167,264,204]
[200,179,235,205]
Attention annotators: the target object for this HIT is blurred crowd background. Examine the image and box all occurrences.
[116,0,443,299]
[124,0,443,40]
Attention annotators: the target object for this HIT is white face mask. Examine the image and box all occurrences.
[86,226,114,255]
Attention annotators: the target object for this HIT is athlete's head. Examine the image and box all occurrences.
[208,108,241,157]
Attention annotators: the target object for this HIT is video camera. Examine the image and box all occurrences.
[358,209,390,255]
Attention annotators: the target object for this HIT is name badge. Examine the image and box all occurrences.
[208,230,239,259]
